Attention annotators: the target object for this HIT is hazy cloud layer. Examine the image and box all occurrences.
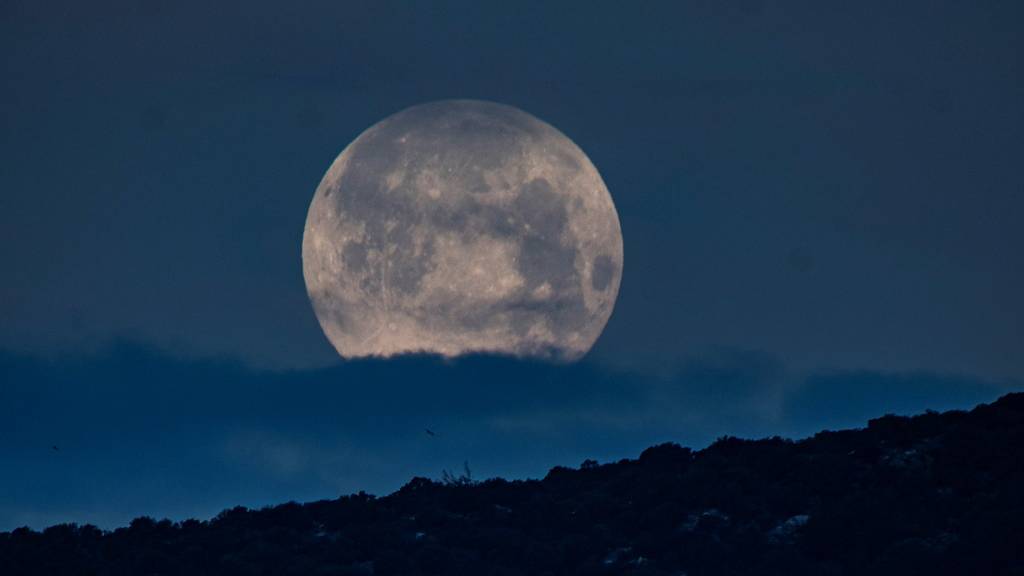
[1,343,1014,530]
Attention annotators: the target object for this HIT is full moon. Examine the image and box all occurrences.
[302,100,623,361]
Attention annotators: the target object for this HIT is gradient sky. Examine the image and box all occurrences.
[2,1,1022,529]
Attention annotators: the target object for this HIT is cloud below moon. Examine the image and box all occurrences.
[303,100,623,360]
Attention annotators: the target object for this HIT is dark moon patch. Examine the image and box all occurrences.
[514,179,567,240]
[591,255,615,291]
[388,227,433,296]
[342,242,368,273]
[512,180,578,290]
[519,236,578,292]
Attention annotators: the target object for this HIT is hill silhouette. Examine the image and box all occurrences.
[2,393,1023,575]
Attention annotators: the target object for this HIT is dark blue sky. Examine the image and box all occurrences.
[1,1,1022,529]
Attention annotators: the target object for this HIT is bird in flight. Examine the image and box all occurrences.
[51,445,60,452]
[424,429,437,437]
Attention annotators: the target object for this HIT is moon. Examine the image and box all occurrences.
[302,100,623,361]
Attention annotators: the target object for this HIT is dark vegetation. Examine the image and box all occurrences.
[3,394,1024,575]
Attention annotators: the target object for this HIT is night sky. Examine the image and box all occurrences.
[2,1,1022,530]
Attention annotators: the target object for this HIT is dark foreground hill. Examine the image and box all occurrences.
[3,394,1024,576]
